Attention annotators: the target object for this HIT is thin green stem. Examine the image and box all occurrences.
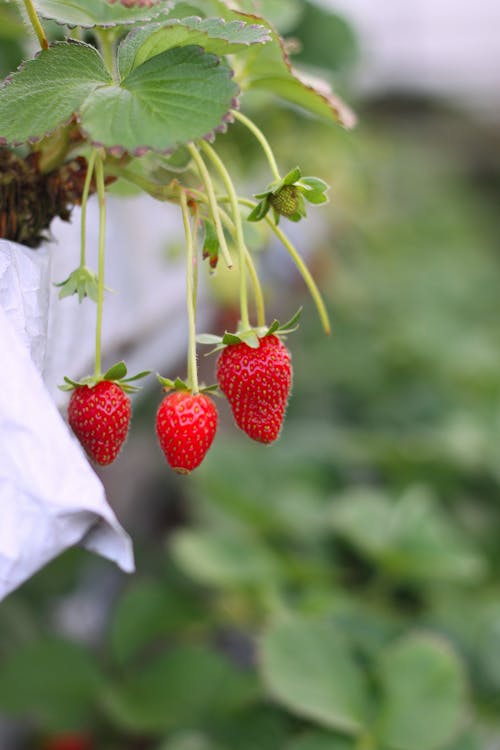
[238,197,331,334]
[218,207,266,328]
[187,143,233,269]
[95,29,117,81]
[94,152,107,379]
[79,150,97,268]
[23,0,48,49]
[199,140,251,329]
[231,110,281,182]
[180,190,199,394]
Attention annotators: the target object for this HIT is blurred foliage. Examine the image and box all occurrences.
[2,1,500,749]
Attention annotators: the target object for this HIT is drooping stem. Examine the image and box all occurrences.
[237,197,331,334]
[79,150,97,267]
[23,0,48,49]
[199,140,251,330]
[94,152,107,378]
[187,143,233,269]
[218,207,266,328]
[231,110,281,182]
[180,190,199,395]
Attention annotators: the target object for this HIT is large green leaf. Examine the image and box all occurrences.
[118,16,271,78]
[0,638,104,731]
[0,41,110,145]
[376,635,467,750]
[329,486,486,584]
[287,732,355,750]
[169,0,355,127]
[104,645,258,732]
[110,579,203,666]
[34,0,173,28]
[260,616,370,734]
[170,527,279,587]
[80,44,239,153]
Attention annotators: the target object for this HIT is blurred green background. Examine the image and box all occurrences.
[2,1,500,748]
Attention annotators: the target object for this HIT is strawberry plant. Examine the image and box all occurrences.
[0,0,354,471]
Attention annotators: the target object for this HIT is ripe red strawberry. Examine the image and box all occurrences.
[217,334,292,444]
[156,391,218,474]
[42,732,93,750]
[68,380,131,466]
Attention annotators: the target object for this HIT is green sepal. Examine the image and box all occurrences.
[59,362,150,393]
[157,375,189,391]
[279,307,303,332]
[299,176,329,192]
[302,190,329,205]
[54,266,99,303]
[222,332,243,346]
[196,333,223,345]
[247,197,270,222]
[282,166,302,185]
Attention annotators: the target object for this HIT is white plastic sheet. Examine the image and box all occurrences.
[0,240,134,601]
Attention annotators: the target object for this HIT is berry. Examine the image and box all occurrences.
[156,391,218,474]
[217,334,292,444]
[269,184,299,217]
[68,381,131,466]
[42,733,92,750]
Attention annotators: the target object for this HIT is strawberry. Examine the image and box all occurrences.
[42,733,93,750]
[68,380,131,466]
[217,334,292,444]
[269,184,299,217]
[156,391,218,474]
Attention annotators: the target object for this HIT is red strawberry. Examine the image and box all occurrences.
[68,381,131,466]
[42,733,92,750]
[217,334,292,444]
[156,391,218,474]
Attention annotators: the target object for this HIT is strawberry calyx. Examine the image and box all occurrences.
[59,361,150,393]
[197,307,302,354]
[247,167,329,225]
[156,375,218,395]
[54,266,99,303]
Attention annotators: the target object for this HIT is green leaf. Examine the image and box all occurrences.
[376,634,468,750]
[118,16,271,78]
[103,646,257,733]
[80,45,239,154]
[0,638,104,731]
[157,732,218,750]
[110,580,202,667]
[0,41,110,145]
[170,527,279,587]
[260,616,370,735]
[34,0,173,28]
[329,486,487,584]
[287,732,355,750]
[172,0,355,126]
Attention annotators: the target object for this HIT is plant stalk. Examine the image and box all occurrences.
[199,140,251,330]
[187,143,233,269]
[79,150,97,267]
[231,110,281,182]
[23,0,48,49]
[94,152,107,378]
[180,190,199,394]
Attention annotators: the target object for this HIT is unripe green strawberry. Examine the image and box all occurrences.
[217,334,292,444]
[156,391,218,474]
[269,184,299,217]
[68,381,131,466]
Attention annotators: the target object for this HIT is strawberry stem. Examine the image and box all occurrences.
[23,0,48,50]
[199,140,251,330]
[218,206,266,328]
[187,143,233,270]
[80,149,97,268]
[239,197,331,335]
[231,110,281,183]
[180,190,199,395]
[94,151,107,378]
